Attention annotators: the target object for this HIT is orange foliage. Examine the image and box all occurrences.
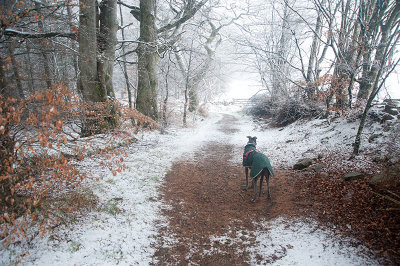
[0,84,158,247]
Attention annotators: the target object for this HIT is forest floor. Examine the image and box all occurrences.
[1,105,399,265]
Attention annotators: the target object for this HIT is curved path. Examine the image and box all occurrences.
[153,114,357,265]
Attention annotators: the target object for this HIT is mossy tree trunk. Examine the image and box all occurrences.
[78,0,103,102]
[136,0,159,120]
[98,0,118,99]
[78,0,118,136]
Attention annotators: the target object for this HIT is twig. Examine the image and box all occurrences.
[373,191,400,205]
[387,190,400,200]
[377,208,400,211]
[239,193,245,200]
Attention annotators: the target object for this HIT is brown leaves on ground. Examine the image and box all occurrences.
[294,165,400,265]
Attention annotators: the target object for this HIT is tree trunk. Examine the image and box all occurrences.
[35,2,52,90]
[67,5,79,79]
[24,41,35,92]
[0,56,15,213]
[8,43,25,99]
[162,59,171,126]
[98,0,118,99]
[361,3,400,100]
[353,1,400,155]
[119,4,133,108]
[306,0,325,101]
[136,0,158,120]
[78,0,103,102]
[183,84,189,127]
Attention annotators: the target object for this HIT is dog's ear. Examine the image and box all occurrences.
[247,136,252,140]
[253,136,257,140]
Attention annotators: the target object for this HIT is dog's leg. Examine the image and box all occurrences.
[244,167,249,190]
[251,177,258,202]
[266,172,271,199]
[259,173,264,197]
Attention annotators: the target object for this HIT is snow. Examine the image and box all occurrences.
[207,218,378,265]
[1,103,385,265]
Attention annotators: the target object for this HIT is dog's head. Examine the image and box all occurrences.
[246,136,257,146]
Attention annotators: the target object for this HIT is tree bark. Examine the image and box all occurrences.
[353,1,400,155]
[67,5,79,79]
[7,43,25,99]
[78,0,104,102]
[306,0,326,100]
[35,1,52,90]
[136,0,158,120]
[119,3,133,108]
[98,0,118,99]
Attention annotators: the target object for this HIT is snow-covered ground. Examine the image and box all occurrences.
[1,103,387,265]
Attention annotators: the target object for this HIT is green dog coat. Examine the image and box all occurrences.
[242,143,274,178]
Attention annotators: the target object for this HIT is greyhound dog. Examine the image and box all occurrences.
[242,136,274,202]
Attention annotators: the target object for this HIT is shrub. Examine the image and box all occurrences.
[247,98,324,127]
[0,84,159,247]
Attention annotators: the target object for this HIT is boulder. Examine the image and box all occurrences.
[384,105,399,116]
[382,114,395,122]
[344,172,365,181]
[311,164,324,172]
[293,158,313,170]
[320,172,329,178]
[369,173,391,186]
[370,162,400,186]
[368,134,381,143]
[383,99,400,107]
[368,111,382,122]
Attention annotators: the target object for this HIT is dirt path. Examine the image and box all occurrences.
[154,114,305,265]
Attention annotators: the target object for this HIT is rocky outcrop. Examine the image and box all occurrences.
[383,99,400,119]
[370,162,400,186]
[293,158,313,170]
[344,172,365,181]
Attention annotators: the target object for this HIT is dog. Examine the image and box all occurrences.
[242,136,274,202]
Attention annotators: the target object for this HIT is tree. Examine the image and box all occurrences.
[121,0,207,120]
[135,0,159,120]
[78,0,100,102]
[78,0,118,102]
[78,0,119,135]
[353,0,400,155]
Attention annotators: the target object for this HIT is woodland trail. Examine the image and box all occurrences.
[154,114,308,265]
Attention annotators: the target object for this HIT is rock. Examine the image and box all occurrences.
[368,134,381,143]
[320,172,329,178]
[370,162,400,186]
[293,158,313,170]
[384,105,399,116]
[344,172,365,181]
[382,114,395,122]
[368,111,382,122]
[383,99,400,107]
[311,164,324,172]
[383,125,392,132]
[369,173,390,186]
